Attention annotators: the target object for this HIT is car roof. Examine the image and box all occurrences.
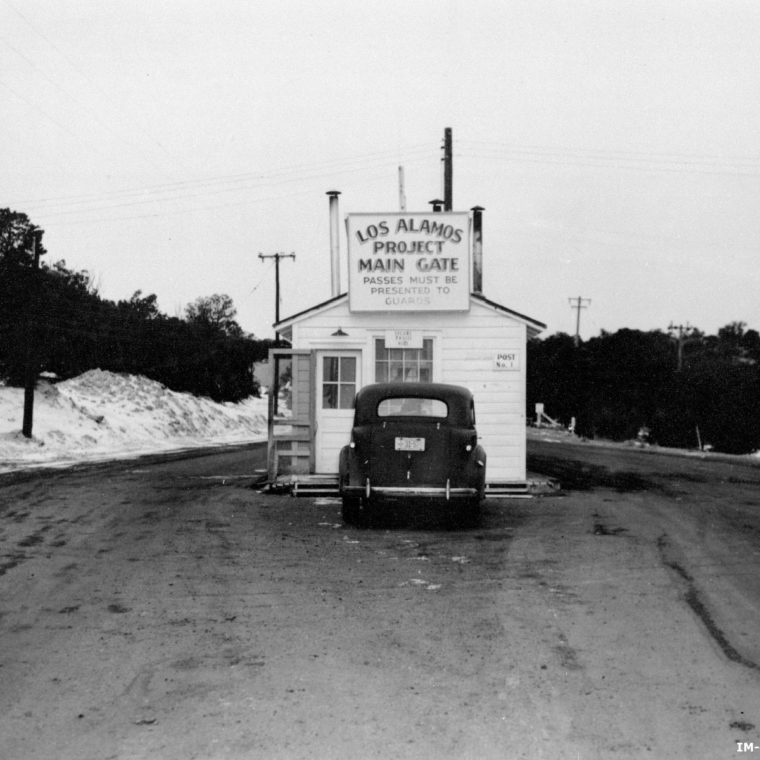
[356,382,473,403]
[353,382,474,425]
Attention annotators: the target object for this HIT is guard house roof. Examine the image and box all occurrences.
[273,292,547,341]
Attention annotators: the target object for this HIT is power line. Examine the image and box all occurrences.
[457,140,760,178]
[9,145,434,219]
[1,3,434,217]
[2,0,178,170]
[249,260,274,296]
[0,34,177,177]
[459,138,760,167]
[0,77,94,147]
[17,167,407,228]
[14,133,756,233]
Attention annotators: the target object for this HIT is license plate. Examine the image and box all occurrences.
[395,437,425,451]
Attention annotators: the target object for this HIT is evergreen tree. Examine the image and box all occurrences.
[0,207,273,401]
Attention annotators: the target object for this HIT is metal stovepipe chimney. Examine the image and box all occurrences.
[327,190,341,297]
[471,206,484,295]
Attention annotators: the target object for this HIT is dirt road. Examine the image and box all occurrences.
[1,440,759,759]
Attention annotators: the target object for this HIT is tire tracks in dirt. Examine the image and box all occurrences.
[657,533,759,671]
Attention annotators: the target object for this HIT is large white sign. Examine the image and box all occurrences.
[347,212,470,312]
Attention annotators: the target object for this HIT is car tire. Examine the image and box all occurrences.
[342,495,363,526]
[454,499,482,529]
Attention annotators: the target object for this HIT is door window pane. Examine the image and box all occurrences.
[322,356,357,409]
[339,384,354,409]
[323,356,339,382]
[340,356,356,382]
[322,383,337,409]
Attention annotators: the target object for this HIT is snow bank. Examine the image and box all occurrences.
[0,369,268,472]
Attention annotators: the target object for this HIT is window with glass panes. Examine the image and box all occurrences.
[322,356,357,409]
[374,338,433,382]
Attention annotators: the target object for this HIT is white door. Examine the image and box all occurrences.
[315,351,361,473]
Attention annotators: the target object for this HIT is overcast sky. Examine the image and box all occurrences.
[4,0,760,341]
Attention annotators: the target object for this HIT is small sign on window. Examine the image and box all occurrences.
[494,351,520,370]
[385,329,423,349]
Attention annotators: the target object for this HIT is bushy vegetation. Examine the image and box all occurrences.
[0,209,278,402]
[527,325,760,454]
[6,208,759,452]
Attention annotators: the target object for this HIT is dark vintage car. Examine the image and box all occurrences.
[338,382,486,526]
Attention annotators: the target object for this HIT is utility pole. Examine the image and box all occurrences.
[568,296,591,347]
[442,127,453,211]
[668,322,697,371]
[258,252,295,342]
[22,228,45,438]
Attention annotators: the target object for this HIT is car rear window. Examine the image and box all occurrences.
[377,398,448,418]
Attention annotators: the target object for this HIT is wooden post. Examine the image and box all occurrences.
[22,230,44,438]
[443,127,453,211]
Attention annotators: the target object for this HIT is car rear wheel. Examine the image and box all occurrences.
[453,498,482,529]
[341,495,362,525]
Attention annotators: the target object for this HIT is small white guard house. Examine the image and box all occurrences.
[267,201,545,490]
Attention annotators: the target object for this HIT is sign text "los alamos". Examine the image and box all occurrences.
[347,212,471,312]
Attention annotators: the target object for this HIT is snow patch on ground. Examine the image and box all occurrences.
[0,369,268,472]
[527,423,760,461]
